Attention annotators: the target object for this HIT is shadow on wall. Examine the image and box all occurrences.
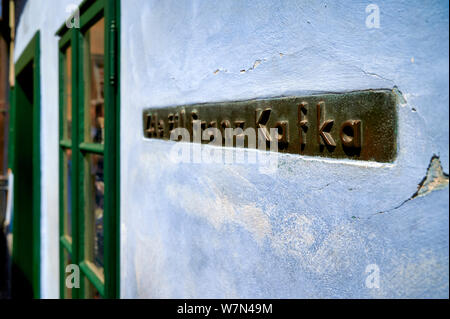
[0,224,8,298]
[0,225,32,299]
[14,0,27,36]
[0,200,33,299]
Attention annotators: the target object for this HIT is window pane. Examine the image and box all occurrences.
[63,249,73,299]
[84,18,105,144]
[85,277,102,299]
[64,46,72,140]
[84,153,104,279]
[63,149,72,239]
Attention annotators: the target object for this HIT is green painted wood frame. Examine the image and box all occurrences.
[12,31,41,299]
[58,26,78,299]
[57,0,120,299]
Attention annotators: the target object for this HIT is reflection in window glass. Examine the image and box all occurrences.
[64,149,72,239]
[84,154,104,280]
[85,277,102,299]
[64,46,72,140]
[64,250,73,299]
[84,18,105,144]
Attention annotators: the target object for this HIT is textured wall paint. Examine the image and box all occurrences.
[14,0,83,299]
[11,0,449,299]
[121,0,448,298]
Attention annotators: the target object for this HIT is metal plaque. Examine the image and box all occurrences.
[142,90,398,163]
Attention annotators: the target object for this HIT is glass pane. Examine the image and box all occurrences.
[84,154,104,279]
[84,18,105,144]
[64,46,72,140]
[63,250,73,299]
[63,149,72,239]
[85,277,102,299]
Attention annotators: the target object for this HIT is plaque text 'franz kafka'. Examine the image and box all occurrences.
[143,90,397,163]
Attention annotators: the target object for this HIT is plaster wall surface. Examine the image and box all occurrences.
[121,0,449,298]
[14,0,83,298]
[11,0,449,299]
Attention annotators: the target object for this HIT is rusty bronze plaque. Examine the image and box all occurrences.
[143,90,398,163]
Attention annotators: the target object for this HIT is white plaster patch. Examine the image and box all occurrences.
[134,232,170,298]
[271,219,364,278]
[371,250,449,298]
[270,213,318,258]
[165,183,271,244]
[308,223,361,276]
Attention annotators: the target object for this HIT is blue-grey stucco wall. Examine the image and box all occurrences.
[120,0,449,298]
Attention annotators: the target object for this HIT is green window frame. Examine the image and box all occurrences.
[11,31,41,299]
[57,0,120,299]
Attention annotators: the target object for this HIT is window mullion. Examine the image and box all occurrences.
[80,261,105,297]
[59,140,72,149]
[58,0,118,300]
[103,0,119,299]
[71,27,81,299]
[79,142,104,154]
[58,46,65,299]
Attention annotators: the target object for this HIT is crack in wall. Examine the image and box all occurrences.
[213,51,290,75]
[240,59,264,73]
[373,155,449,217]
[354,66,396,86]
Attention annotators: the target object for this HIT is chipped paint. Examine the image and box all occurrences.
[414,156,449,198]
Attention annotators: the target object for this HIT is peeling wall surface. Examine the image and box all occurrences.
[121,0,448,298]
